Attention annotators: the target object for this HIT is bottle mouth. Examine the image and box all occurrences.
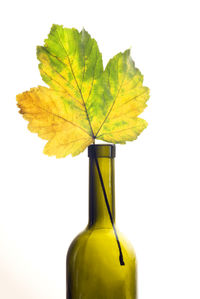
[88,144,116,158]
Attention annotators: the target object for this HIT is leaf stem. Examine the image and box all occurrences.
[94,157,125,266]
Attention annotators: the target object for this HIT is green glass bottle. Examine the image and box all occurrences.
[66,144,137,299]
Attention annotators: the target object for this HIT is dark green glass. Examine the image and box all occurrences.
[66,144,137,299]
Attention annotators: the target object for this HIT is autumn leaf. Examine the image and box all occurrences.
[17,24,150,157]
[95,49,149,143]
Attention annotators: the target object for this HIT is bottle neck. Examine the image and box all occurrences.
[88,156,115,229]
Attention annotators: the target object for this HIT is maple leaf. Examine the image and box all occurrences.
[17,25,150,157]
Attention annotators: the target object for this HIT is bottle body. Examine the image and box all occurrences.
[67,227,137,299]
[66,145,137,299]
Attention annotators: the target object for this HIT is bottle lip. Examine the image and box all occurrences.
[88,144,116,158]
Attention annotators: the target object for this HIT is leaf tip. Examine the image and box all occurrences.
[50,23,61,32]
[124,48,131,56]
[36,45,43,58]
[80,27,90,41]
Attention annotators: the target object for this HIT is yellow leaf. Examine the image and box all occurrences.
[17,25,150,158]
[17,86,93,157]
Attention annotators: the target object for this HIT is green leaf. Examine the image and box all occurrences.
[17,25,150,157]
[95,49,149,143]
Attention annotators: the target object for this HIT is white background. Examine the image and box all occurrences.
[0,0,200,298]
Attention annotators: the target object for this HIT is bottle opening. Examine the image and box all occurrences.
[88,144,116,158]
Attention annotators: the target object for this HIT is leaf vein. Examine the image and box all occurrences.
[97,124,142,137]
[56,28,95,138]
[28,93,90,136]
[95,67,126,137]
[40,69,84,108]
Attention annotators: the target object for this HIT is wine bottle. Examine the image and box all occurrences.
[66,144,137,299]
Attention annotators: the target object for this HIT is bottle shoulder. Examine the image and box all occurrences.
[67,227,137,299]
[67,226,136,263]
[67,228,92,255]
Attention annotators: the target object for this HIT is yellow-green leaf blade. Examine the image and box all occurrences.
[97,118,148,143]
[17,25,150,157]
[95,49,150,143]
[37,25,104,138]
[17,86,93,157]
